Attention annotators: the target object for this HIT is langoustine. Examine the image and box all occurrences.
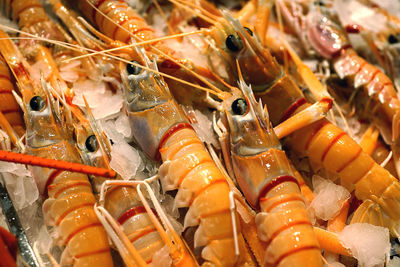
[216,79,322,266]
[120,46,254,266]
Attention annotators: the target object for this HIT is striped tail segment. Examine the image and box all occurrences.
[0,56,24,136]
[104,186,165,264]
[256,173,321,266]
[288,118,400,235]
[80,0,156,45]
[36,141,114,267]
[9,0,48,28]
[238,148,322,267]
[158,124,253,266]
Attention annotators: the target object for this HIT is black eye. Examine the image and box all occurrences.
[226,34,243,52]
[244,27,253,36]
[231,98,247,115]
[29,96,45,111]
[126,61,142,75]
[388,34,399,44]
[85,135,98,152]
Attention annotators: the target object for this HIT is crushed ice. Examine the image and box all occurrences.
[72,80,123,119]
[339,223,390,267]
[310,175,350,221]
[0,161,38,210]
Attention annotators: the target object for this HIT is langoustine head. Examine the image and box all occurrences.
[221,78,293,207]
[203,11,283,92]
[120,47,188,161]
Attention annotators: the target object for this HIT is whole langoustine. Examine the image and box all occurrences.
[0,30,113,267]
[252,41,400,237]
[120,49,254,266]
[217,81,322,266]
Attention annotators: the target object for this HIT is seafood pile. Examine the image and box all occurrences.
[1,0,400,266]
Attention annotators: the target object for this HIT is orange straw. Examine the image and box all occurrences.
[0,150,116,178]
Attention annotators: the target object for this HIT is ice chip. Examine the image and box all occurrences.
[92,91,123,119]
[323,262,345,267]
[339,223,390,267]
[182,107,219,148]
[115,114,132,138]
[30,60,53,83]
[102,119,125,144]
[3,174,39,210]
[110,142,142,180]
[72,80,123,119]
[35,226,53,254]
[310,175,350,221]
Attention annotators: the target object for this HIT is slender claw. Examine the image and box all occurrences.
[274,98,332,139]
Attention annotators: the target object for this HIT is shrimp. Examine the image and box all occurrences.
[120,46,254,266]
[0,55,24,137]
[0,30,113,267]
[216,79,322,266]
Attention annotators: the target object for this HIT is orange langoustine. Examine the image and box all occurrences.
[216,80,322,266]
[120,46,254,266]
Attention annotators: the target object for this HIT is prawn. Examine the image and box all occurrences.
[215,77,322,266]
[120,46,254,266]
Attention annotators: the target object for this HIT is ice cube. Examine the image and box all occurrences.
[115,113,132,138]
[338,223,390,267]
[110,142,142,180]
[190,109,219,148]
[310,175,350,221]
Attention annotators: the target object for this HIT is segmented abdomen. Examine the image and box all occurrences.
[235,147,321,266]
[334,48,400,121]
[104,186,164,264]
[257,174,321,266]
[4,0,47,28]
[33,141,113,267]
[2,0,64,44]
[287,118,400,220]
[80,0,156,44]
[0,56,24,136]
[158,125,250,266]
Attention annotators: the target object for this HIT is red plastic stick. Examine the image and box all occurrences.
[0,150,116,178]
